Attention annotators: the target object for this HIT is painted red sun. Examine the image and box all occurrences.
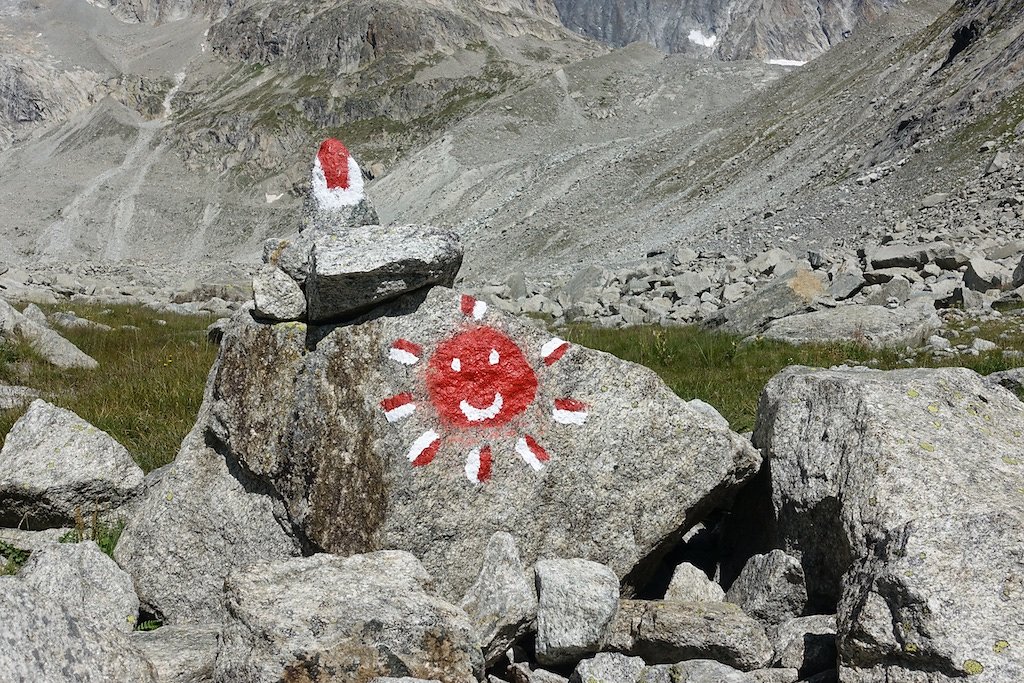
[379,295,588,483]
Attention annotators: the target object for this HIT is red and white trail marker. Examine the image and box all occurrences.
[408,430,441,467]
[515,435,550,471]
[381,393,416,423]
[460,294,487,321]
[312,138,365,210]
[553,398,588,425]
[465,445,493,483]
[389,339,422,365]
[541,337,570,366]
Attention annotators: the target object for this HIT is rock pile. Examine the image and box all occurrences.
[1,139,1022,683]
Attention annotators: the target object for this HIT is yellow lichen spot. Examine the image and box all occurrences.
[907,389,920,398]
[920,442,936,452]
[905,642,919,654]
[1003,456,1021,466]
[165,492,174,502]
[927,404,940,414]
[994,640,1010,654]
[932,421,942,429]
[967,407,979,416]
[963,660,984,675]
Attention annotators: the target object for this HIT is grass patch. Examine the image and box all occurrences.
[0,541,30,576]
[59,510,126,560]
[0,304,218,472]
[562,317,1024,433]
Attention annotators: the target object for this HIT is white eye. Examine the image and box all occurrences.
[489,349,499,365]
[451,358,461,372]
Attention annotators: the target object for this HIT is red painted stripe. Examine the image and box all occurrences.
[317,138,351,190]
[460,294,477,317]
[412,438,440,467]
[392,338,422,356]
[544,342,569,366]
[478,445,492,482]
[525,435,549,463]
[380,393,414,412]
[554,398,586,412]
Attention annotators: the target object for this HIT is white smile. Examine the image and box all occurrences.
[460,393,504,422]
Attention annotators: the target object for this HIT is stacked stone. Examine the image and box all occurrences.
[253,138,463,323]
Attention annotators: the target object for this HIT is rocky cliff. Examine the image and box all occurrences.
[553,0,898,61]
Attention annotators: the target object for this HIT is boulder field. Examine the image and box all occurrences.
[0,141,1021,683]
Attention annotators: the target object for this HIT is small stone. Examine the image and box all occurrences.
[252,266,306,321]
[725,550,807,626]
[664,562,725,603]
[535,559,619,666]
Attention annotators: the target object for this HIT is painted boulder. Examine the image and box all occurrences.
[302,137,379,233]
[205,287,760,600]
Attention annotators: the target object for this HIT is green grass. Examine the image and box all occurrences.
[0,304,218,472]
[0,541,30,576]
[562,315,1024,433]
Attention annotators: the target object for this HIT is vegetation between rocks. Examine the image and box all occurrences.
[0,304,217,473]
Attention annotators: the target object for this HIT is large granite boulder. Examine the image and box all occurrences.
[207,287,760,599]
[756,304,940,348]
[18,540,140,633]
[214,551,482,683]
[703,270,827,336]
[114,379,302,624]
[0,400,144,528]
[0,578,157,682]
[755,366,1024,682]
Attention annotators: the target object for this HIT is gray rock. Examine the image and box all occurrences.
[770,614,836,677]
[964,257,1011,292]
[509,665,569,683]
[1012,255,1024,289]
[459,532,537,666]
[868,244,930,270]
[0,526,69,553]
[206,317,230,345]
[987,367,1024,395]
[986,150,1011,175]
[672,272,713,298]
[263,232,314,284]
[704,270,827,335]
[971,337,997,352]
[306,224,463,322]
[206,287,760,600]
[22,302,48,326]
[0,400,144,528]
[664,562,725,602]
[130,625,220,683]
[757,304,940,348]
[0,578,156,681]
[754,366,1024,681]
[725,550,807,626]
[18,540,139,633]
[570,652,645,683]
[0,383,39,410]
[9,308,98,368]
[114,411,301,624]
[251,266,305,321]
[535,558,619,665]
[604,600,773,670]
[862,275,911,306]
[214,552,482,683]
[748,248,796,275]
[926,334,952,352]
[555,265,610,306]
[828,271,865,301]
[644,660,756,682]
[920,192,948,208]
[372,679,442,683]
[51,311,112,332]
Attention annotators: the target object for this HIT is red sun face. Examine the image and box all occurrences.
[426,327,537,429]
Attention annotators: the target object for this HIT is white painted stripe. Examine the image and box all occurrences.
[465,447,482,482]
[472,300,487,320]
[312,155,366,210]
[542,337,567,358]
[385,403,416,423]
[516,437,544,471]
[389,348,419,365]
[460,393,503,422]
[407,430,439,461]
[553,408,588,425]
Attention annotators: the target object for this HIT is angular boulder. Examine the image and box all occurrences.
[570,653,645,683]
[603,600,773,670]
[0,579,156,682]
[305,224,463,322]
[535,558,619,665]
[114,398,302,624]
[964,257,1011,292]
[18,540,139,633]
[724,550,807,626]
[130,625,220,683]
[214,552,482,683]
[459,532,537,666]
[206,287,760,599]
[0,400,144,528]
[664,562,725,603]
[252,265,306,321]
[0,383,39,410]
[756,304,940,348]
[755,366,1024,681]
[703,270,827,336]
